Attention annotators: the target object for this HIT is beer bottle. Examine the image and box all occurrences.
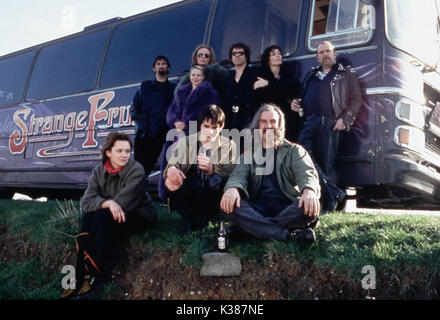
[218,220,228,251]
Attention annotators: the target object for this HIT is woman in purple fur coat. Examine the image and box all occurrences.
[159,65,219,200]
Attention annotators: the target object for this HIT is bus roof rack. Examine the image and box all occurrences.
[84,17,122,31]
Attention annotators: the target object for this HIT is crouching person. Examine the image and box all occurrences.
[220,104,320,244]
[61,132,157,299]
[164,105,236,235]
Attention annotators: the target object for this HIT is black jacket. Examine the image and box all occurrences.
[130,79,176,139]
[302,63,362,131]
[223,65,258,130]
[254,65,302,141]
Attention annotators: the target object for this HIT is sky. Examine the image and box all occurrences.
[0,0,182,57]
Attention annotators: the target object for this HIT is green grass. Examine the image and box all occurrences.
[1,198,439,299]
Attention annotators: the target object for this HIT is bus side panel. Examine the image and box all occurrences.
[0,86,137,191]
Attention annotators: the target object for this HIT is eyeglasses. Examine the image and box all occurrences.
[197,53,211,58]
[232,51,245,57]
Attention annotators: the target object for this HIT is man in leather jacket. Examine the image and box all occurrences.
[291,41,362,212]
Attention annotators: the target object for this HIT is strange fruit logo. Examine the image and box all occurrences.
[8,91,133,158]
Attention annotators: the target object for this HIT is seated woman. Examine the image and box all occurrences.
[253,45,302,142]
[61,132,157,299]
[159,65,219,200]
[164,105,236,235]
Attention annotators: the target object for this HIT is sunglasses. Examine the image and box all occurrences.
[197,53,211,58]
[232,51,245,57]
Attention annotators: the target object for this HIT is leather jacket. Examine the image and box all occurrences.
[303,63,363,131]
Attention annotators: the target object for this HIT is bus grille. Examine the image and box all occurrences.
[425,132,440,155]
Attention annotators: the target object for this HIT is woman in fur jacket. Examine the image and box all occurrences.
[159,65,219,200]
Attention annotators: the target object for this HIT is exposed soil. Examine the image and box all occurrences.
[1,226,437,300]
[111,244,432,300]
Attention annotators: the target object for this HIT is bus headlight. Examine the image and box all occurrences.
[394,126,425,153]
[395,99,426,129]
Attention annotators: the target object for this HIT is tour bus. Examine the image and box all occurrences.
[0,0,439,208]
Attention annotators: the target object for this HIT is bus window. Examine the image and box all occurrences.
[308,0,374,50]
[385,0,440,69]
[210,0,302,63]
[0,50,35,107]
[26,29,108,101]
[99,0,210,89]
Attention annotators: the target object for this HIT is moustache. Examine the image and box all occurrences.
[262,128,276,134]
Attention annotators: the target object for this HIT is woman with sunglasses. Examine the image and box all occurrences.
[253,45,302,142]
[174,44,228,103]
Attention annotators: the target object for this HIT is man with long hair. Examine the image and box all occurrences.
[220,104,320,244]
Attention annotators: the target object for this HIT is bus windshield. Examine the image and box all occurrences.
[385,0,440,69]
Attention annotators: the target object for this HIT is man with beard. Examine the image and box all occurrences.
[291,41,362,212]
[220,104,320,244]
[130,56,176,178]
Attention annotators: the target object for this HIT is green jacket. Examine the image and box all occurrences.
[224,140,320,201]
[81,158,157,222]
[164,133,236,179]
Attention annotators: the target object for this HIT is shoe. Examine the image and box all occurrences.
[77,275,99,296]
[335,191,347,211]
[288,228,316,245]
[60,287,77,299]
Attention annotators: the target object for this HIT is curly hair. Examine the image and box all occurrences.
[260,45,282,70]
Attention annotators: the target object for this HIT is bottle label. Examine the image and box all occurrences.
[218,237,226,250]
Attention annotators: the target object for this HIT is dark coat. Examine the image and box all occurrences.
[302,63,362,131]
[254,65,302,142]
[81,158,157,222]
[130,79,176,139]
[166,81,219,132]
[223,65,258,131]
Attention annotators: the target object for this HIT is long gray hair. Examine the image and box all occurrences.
[247,104,286,149]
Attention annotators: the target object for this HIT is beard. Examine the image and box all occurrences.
[158,69,168,76]
[321,57,336,68]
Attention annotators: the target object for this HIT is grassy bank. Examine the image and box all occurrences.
[0,198,439,299]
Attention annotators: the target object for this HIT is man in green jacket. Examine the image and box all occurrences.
[220,104,320,244]
[164,105,236,235]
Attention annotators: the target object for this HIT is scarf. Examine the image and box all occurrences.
[104,159,124,175]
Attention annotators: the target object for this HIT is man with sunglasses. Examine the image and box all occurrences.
[174,44,228,106]
[223,43,258,132]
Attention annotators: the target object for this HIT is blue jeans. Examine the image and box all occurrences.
[228,199,317,241]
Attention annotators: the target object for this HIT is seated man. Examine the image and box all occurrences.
[164,104,236,235]
[220,104,320,244]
